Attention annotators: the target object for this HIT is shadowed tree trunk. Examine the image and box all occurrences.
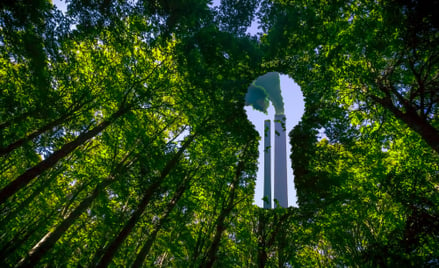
[0,179,47,228]
[0,107,128,205]
[14,150,137,267]
[0,99,91,157]
[95,133,197,268]
[0,214,53,267]
[256,209,292,268]
[15,178,112,268]
[200,160,245,268]
[257,211,268,268]
[370,92,439,153]
[131,173,193,267]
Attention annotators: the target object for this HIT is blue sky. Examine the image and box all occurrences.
[246,76,304,207]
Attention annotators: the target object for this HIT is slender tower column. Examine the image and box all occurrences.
[263,120,271,209]
[274,114,288,208]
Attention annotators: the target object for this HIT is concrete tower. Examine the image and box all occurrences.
[274,114,288,208]
[263,120,271,209]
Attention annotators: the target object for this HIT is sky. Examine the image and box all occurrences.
[52,0,306,207]
[245,76,304,208]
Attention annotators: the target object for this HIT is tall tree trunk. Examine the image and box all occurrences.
[14,149,137,267]
[0,110,75,157]
[370,93,439,153]
[0,163,67,227]
[0,107,127,205]
[0,180,47,227]
[200,160,245,268]
[0,214,51,266]
[132,175,191,268]
[0,110,39,132]
[0,98,92,155]
[95,133,197,268]
[0,100,90,156]
[257,211,268,268]
[14,179,113,268]
[191,222,208,267]
[398,110,439,153]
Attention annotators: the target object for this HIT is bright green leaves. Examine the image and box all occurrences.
[3,0,438,266]
[1,1,266,267]
[261,0,439,152]
[289,94,439,265]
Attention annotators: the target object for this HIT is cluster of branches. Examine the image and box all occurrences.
[1,0,438,267]
[0,1,265,267]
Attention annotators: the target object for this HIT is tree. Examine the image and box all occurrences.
[4,0,437,266]
[1,1,263,267]
[258,2,439,263]
[289,98,439,265]
[260,0,439,153]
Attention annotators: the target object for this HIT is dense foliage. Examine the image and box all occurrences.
[1,0,438,267]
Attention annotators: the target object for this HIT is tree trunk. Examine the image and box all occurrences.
[0,98,92,155]
[370,93,439,153]
[0,217,46,266]
[398,110,439,153]
[200,160,244,268]
[0,110,38,132]
[256,209,291,268]
[132,176,190,268]
[191,222,208,267]
[0,162,67,228]
[0,108,127,205]
[14,179,113,268]
[0,180,47,227]
[257,212,268,268]
[0,111,74,156]
[95,133,197,268]
[14,149,137,267]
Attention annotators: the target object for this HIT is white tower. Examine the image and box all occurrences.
[274,114,288,208]
[263,120,271,209]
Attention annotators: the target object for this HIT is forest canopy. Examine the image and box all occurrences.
[1,0,438,267]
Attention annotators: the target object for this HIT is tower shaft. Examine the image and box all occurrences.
[274,114,288,208]
[263,120,271,209]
